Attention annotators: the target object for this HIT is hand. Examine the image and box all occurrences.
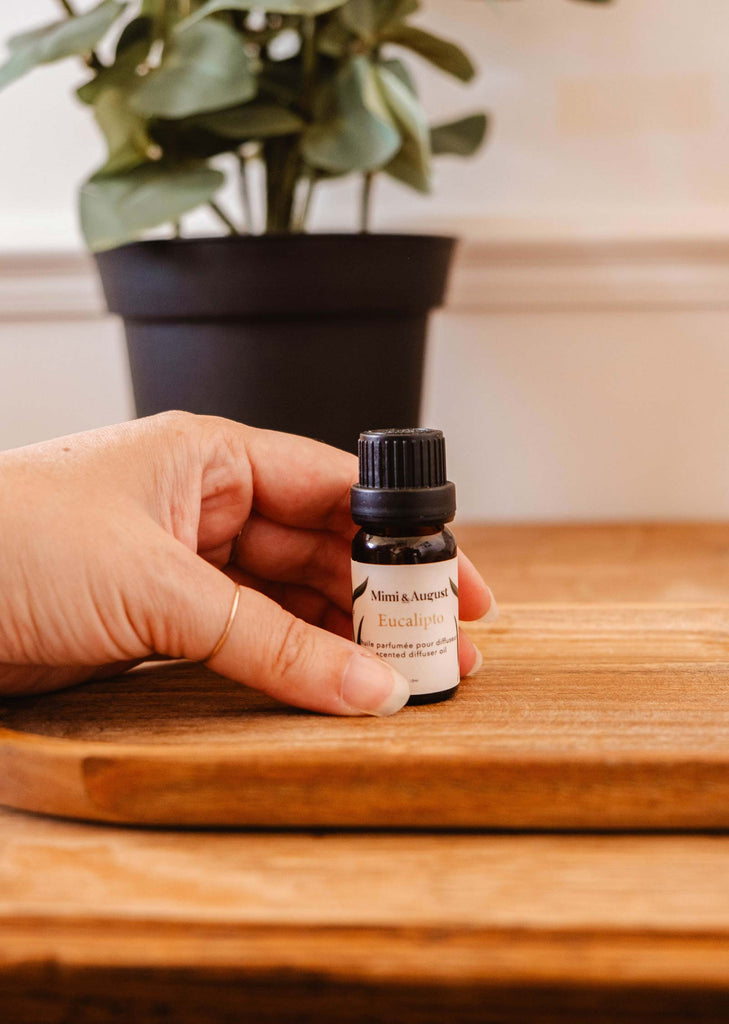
[0,413,494,714]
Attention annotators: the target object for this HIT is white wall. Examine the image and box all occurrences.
[2,1,729,521]
[4,0,729,243]
[425,307,729,521]
[0,317,134,444]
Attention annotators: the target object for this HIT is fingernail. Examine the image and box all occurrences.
[459,630,479,674]
[480,586,499,623]
[466,646,483,678]
[341,652,410,716]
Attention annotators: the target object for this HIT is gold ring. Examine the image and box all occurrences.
[205,585,241,663]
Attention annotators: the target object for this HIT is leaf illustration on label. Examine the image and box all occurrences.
[356,616,364,644]
[352,577,368,604]
[449,577,459,597]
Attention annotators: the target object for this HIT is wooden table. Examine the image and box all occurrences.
[4,523,729,1023]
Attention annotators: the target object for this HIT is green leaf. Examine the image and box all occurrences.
[376,0,420,33]
[0,49,35,90]
[93,87,154,175]
[77,16,154,105]
[80,162,224,251]
[337,0,419,44]
[430,113,488,156]
[195,102,305,139]
[145,23,256,120]
[340,0,419,40]
[317,18,351,58]
[379,57,416,95]
[381,24,475,82]
[180,0,348,30]
[6,25,55,54]
[352,578,368,603]
[132,20,255,119]
[302,55,400,174]
[0,0,126,90]
[340,0,378,42]
[377,63,430,192]
[7,0,124,56]
[383,136,428,192]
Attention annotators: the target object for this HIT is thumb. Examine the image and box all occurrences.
[157,549,410,717]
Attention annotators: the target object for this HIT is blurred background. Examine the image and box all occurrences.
[2,0,729,520]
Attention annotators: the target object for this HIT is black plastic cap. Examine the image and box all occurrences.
[351,428,456,526]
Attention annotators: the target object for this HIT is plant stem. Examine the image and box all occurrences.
[262,16,317,234]
[267,15,317,234]
[237,153,254,234]
[208,201,241,235]
[55,0,103,70]
[172,220,182,238]
[360,172,375,233]
[156,0,173,47]
[295,172,316,232]
[301,16,316,112]
[264,138,300,233]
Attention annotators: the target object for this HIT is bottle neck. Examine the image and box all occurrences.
[350,482,456,526]
[356,523,445,537]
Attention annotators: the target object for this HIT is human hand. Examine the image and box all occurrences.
[0,413,494,714]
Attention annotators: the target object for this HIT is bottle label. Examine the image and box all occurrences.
[351,557,460,696]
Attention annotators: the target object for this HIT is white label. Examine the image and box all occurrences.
[351,557,459,696]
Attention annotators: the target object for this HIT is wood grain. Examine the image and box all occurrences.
[455,522,729,603]
[2,603,729,827]
[5,809,729,1019]
[5,525,729,1021]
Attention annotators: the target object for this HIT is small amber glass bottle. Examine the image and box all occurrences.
[350,428,459,706]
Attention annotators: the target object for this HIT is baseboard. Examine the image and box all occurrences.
[0,252,104,322]
[450,237,729,312]
[3,236,729,321]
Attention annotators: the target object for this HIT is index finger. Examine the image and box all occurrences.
[240,428,495,624]
[243,426,359,536]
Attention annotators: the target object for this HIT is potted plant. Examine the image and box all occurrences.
[0,0,604,451]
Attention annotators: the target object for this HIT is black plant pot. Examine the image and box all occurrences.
[94,233,456,453]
